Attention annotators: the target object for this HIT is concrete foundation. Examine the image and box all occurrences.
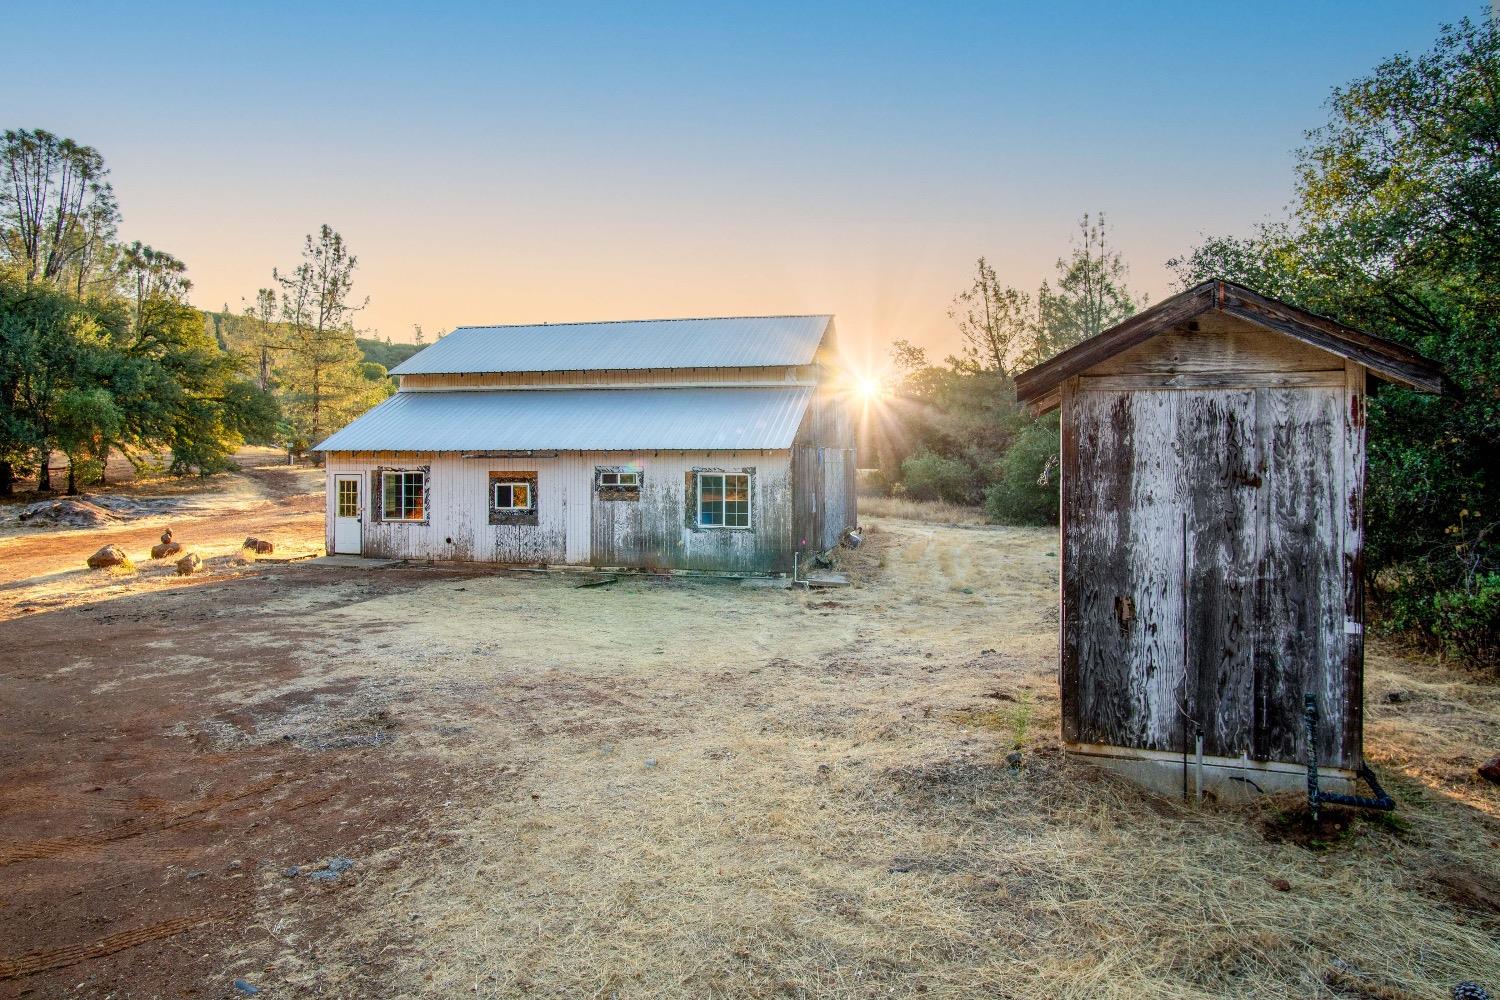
[1068,742,1356,804]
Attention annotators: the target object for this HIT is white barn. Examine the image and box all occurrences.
[313,315,856,575]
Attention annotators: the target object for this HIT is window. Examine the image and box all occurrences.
[381,470,426,521]
[596,467,641,501]
[336,479,359,518]
[698,472,750,528]
[491,479,533,511]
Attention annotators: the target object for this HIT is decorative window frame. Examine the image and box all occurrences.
[685,467,756,532]
[595,466,642,502]
[489,471,539,526]
[370,465,430,524]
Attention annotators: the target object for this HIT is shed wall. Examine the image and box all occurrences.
[323,450,794,573]
[1059,325,1366,771]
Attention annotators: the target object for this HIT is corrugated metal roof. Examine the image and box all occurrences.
[314,386,813,453]
[389,314,832,375]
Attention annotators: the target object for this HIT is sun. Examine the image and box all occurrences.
[851,373,886,402]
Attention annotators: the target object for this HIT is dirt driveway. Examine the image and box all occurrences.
[1,487,1497,998]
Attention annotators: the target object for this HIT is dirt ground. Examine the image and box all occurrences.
[1,466,1497,999]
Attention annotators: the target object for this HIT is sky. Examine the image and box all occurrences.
[4,2,1481,367]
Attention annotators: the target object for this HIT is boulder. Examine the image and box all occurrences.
[150,540,183,560]
[1480,754,1500,785]
[86,544,131,569]
[175,552,203,576]
[22,499,119,529]
[242,537,274,554]
[160,528,173,544]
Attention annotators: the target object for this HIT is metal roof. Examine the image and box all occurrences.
[389,314,833,375]
[314,386,813,452]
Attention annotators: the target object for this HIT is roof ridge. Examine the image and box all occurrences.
[448,314,832,333]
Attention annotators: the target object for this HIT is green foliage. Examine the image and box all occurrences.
[356,336,421,371]
[984,412,1060,526]
[1388,573,1500,668]
[1169,16,1499,661]
[1026,212,1139,366]
[900,451,977,504]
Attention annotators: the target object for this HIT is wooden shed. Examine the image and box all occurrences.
[1014,280,1442,799]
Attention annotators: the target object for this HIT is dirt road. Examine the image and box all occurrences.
[0,488,1496,999]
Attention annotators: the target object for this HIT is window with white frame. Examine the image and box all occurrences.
[597,470,640,489]
[698,472,750,528]
[491,478,534,512]
[381,470,426,521]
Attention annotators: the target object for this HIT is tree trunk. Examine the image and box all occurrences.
[0,460,13,497]
[37,446,53,492]
[66,460,77,496]
[96,446,108,485]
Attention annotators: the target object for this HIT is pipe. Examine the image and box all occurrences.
[1304,693,1396,822]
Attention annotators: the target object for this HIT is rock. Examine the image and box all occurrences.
[327,856,354,873]
[1268,877,1291,892]
[150,540,183,560]
[160,528,173,544]
[308,870,339,882]
[232,979,261,995]
[242,536,274,554]
[1454,983,1493,1000]
[86,544,130,569]
[1479,754,1500,785]
[175,552,202,576]
[1384,690,1410,704]
[20,498,119,528]
[1005,751,1023,768]
[644,758,658,769]
[283,866,301,878]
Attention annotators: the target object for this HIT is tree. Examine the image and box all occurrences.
[1169,16,1500,663]
[54,387,121,494]
[274,226,384,456]
[243,287,280,391]
[0,130,119,287]
[1027,212,1139,365]
[947,257,1033,376]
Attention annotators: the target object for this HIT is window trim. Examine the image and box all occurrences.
[378,468,428,523]
[490,479,534,512]
[696,470,752,530]
[595,466,642,501]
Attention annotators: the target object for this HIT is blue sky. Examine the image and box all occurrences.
[5,2,1481,360]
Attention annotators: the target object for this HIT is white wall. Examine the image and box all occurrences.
[323,450,793,573]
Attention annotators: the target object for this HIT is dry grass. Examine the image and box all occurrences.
[201,517,1499,999]
[858,495,991,526]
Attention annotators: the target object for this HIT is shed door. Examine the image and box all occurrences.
[1063,386,1350,765]
[333,475,362,555]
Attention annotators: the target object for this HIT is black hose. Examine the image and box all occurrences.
[1305,693,1396,821]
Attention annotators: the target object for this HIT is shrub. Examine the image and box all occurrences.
[900,452,978,505]
[984,413,1059,525]
[1388,572,1500,668]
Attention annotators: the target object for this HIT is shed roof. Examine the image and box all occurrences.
[389,314,833,375]
[1014,280,1444,412]
[313,386,812,453]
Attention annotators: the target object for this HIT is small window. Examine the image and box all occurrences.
[596,467,642,500]
[698,472,750,528]
[491,479,534,511]
[381,470,426,521]
[336,479,359,518]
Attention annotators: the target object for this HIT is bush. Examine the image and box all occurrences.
[900,451,977,504]
[984,413,1059,525]
[1388,572,1500,668]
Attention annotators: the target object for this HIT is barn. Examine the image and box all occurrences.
[313,314,856,575]
[1014,280,1443,799]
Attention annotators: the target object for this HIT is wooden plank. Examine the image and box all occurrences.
[1342,361,1367,767]
[1079,370,1345,391]
[1253,386,1348,766]
[1058,378,1079,742]
[1179,389,1260,760]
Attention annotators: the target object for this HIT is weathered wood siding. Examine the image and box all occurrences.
[1060,319,1366,770]
[323,450,793,573]
[791,387,858,553]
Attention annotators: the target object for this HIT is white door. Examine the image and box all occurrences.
[333,475,362,554]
